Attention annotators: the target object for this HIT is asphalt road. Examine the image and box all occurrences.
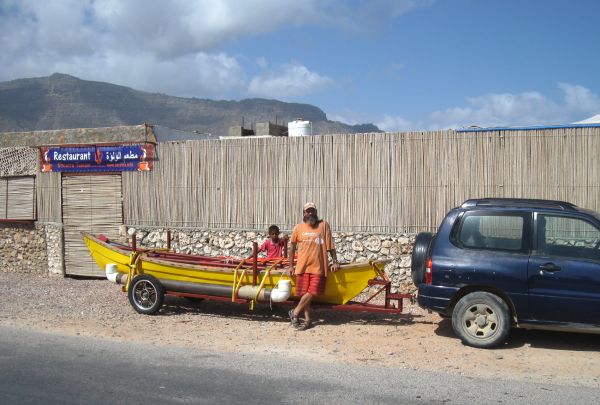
[0,325,598,404]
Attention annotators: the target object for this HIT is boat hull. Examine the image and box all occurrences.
[83,232,387,305]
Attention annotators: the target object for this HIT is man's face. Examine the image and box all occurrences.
[303,207,318,226]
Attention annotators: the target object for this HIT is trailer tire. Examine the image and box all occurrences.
[128,274,165,315]
[411,232,434,286]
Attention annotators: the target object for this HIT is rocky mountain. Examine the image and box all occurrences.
[0,73,379,136]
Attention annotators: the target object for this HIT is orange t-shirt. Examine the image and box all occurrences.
[291,220,334,276]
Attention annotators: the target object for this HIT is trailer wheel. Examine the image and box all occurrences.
[411,232,434,286]
[128,275,165,315]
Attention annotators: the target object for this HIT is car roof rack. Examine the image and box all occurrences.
[460,198,577,211]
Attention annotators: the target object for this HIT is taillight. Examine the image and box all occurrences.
[425,259,433,284]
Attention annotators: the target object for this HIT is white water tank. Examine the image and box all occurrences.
[288,119,312,137]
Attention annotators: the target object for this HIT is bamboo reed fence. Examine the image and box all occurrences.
[36,171,61,223]
[120,126,600,233]
[0,176,36,220]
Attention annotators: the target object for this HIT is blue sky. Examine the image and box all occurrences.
[1,0,599,130]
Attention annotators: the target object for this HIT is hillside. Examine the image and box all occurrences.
[0,73,379,136]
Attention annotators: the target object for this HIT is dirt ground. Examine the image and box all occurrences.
[1,272,599,388]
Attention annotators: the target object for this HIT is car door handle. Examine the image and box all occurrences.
[539,263,561,272]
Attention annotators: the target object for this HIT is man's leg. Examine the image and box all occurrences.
[303,296,313,324]
[302,275,324,327]
[293,293,313,318]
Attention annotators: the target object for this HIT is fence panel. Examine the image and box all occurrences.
[122,127,600,233]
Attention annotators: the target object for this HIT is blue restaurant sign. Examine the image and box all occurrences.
[40,144,154,172]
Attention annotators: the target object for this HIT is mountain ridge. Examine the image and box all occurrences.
[0,73,380,136]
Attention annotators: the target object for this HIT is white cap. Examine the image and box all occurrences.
[303,202,316,211]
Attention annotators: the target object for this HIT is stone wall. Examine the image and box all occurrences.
[124,226,416,293]
[43,223,64,275]
[0,223,48,273]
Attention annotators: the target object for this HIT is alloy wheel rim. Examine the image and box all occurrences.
[133,280,157,309]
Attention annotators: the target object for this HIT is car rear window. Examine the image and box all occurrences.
[458,214,524,251]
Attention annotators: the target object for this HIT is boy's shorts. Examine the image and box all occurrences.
[295,273,326,296]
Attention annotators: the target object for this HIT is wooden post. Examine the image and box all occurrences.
[131,233,137,252]
[166,230,171,250]
[283,238,288,258]
[252,242,258,286]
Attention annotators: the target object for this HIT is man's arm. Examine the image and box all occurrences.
[288,242,297,275]
[323,221,340,272]
[328,249,341,272]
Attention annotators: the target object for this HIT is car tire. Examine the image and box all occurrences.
[451,291,511,348]
[411,232,433,286]
[128,274,165,315]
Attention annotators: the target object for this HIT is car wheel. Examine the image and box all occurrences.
[451,291,511,348]
[411,232,433,286]
[128,274,165,315]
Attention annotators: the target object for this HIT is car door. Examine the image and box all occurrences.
[444,211,532,319]
[527,213,600,324]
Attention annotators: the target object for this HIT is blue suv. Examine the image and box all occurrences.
[413,198,600,348]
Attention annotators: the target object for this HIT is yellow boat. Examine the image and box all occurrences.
[83,232,392,314]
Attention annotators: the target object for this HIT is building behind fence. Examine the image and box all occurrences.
[120,126,600,233]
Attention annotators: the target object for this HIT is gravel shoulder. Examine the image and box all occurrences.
[1,272,599,388]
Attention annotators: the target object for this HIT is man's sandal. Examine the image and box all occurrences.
[288,309,299,327]
[294,320,313,331]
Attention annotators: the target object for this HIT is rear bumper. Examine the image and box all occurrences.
[417,284,459,314]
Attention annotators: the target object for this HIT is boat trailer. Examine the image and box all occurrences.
[102,231,413,315]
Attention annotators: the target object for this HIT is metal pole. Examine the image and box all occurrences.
[252,242,258,286]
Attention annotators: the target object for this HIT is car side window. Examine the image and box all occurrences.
[536,214,600,260]
[458,214,524,251]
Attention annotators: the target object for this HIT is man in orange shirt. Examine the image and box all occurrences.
[288,202,340,330]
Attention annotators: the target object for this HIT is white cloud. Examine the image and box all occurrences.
[0,0,305,97]
[429,83,600,129]
[248,63,333,98]
[376,115,414,131]
[331,83,600,132]
[0,0,253,97]
[0,48,246,98]
[327,112,359,125]
[559,82,600,114]
[89,0,318,58]
[328,110,416,132]
[79,52,245,97]
[255,57,268,69]
[0,0,425,97]
[312,0,431,34]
